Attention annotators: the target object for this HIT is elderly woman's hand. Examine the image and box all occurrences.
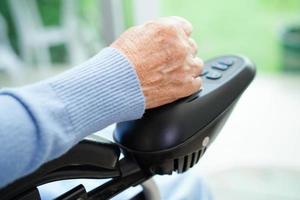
[111,16,203,109]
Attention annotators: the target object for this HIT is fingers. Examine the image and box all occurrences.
[153,16,197,56]
[170,16,193,36]
[192,77,202,91]
[192,57,204,76]
[188,38,198,56]
[178,57,203,98]
[183,77,202,97]
[160,16,193,37]
[186,56,204,77]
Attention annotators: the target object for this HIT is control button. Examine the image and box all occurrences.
[200,69,209,76]
[212,63,228,71]
[219,58,234,66]
[206,71,222,80]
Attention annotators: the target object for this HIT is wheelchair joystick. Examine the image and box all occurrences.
[114,55,256,175]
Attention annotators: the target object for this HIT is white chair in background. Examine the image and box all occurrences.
[8,0,89,69]
[60,0,91,65]
[7,0,160,70]
[100,0,125,45]
[0,14,23,81]
[100,0,160,44]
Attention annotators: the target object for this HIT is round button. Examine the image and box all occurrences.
[212,63,228,71]
[219,58,235,66]
[206,71,222,80]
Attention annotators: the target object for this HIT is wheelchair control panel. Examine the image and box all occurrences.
[114,55,256,174]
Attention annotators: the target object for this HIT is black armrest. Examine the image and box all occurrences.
[0,135,121,200]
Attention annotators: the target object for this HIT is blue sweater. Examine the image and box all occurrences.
[0,47,145,188]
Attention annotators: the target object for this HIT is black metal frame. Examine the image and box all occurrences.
[0,136,153,200]
[55,158,152,200]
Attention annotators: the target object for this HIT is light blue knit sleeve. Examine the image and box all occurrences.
[0,47,145,188]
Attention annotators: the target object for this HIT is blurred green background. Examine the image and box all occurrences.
[122,0,300,72]
[0,0,300,73]
[161,0,300,73]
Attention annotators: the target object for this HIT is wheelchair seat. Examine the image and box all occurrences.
[0,55,256,200]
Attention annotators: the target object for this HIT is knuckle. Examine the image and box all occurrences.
[178,40,188,50]
[164,23,177,31]
[193,57,203,67]
[174,41,188,54]
[145,21,172,34]
[159,38,187,59]
[189,38,198,49]
[159,23,178,36]
[154,26,178,42]
[180,44,189,57]
[194,79,202,89]
[144,20,158,28]
[192,65,202,76]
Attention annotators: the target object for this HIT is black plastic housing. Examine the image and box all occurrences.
[114,55,256,175]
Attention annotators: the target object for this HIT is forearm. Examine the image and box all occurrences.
[0,47,145,188]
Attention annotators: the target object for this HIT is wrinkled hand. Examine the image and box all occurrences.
[111,16,203,109]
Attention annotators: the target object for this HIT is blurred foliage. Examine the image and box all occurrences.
[0,0,18,53]
[38,0,61,25]
[38,0,100,63]
[0,0,99,64]
[161,0,300,72]
[38,0,65,63]
[1,0,299,71]
[0,0,64,62]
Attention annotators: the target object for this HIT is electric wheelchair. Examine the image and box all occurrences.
[0,55,256,200]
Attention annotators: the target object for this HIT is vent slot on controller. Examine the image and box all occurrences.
[173,148,205,173]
